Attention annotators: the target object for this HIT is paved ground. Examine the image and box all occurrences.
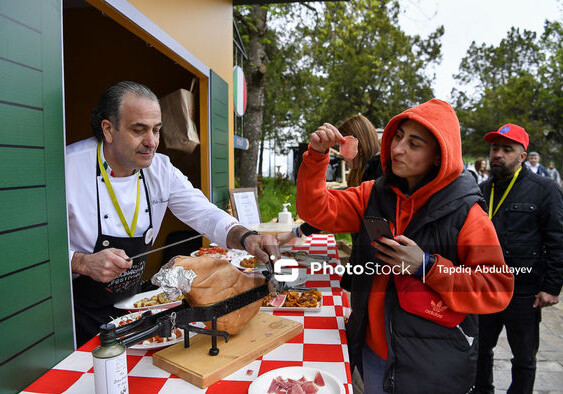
[348,294,563,394]
[493,302,563,394]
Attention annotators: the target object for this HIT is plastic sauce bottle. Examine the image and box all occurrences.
[92,323,129,394]
[278,203,292,224]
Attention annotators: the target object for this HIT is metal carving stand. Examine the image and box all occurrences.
[110,272,272,356]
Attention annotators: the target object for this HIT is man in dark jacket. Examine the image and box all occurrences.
[524,151,548,177]
[475,124,563,394]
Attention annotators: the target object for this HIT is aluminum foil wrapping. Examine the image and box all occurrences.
[151,258,197,300]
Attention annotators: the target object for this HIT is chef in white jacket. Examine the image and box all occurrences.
[66,81,277,346]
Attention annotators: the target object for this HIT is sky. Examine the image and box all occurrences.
[398,0,561,100]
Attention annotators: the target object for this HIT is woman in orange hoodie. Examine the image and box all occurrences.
[296,99,514,394]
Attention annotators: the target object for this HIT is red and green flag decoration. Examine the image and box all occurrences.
[233,65,247,117]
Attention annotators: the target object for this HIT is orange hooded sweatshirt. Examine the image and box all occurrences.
[296,99,514,359]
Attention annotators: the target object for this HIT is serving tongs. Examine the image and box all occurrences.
[261,256,311,298]
[279,247,331,262]
[108,271,273,356]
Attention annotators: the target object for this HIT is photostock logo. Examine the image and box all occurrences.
[273,258,300,282]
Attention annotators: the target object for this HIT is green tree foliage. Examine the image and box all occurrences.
[453,22,563,164]
[236,0,444,165]
[295,0,443,133]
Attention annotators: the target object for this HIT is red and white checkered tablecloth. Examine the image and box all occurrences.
[23,236,351,394]
[291,234,339,259]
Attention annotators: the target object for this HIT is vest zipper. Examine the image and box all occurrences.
[387,319,396,393]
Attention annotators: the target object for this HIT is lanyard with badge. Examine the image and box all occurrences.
[488,166,522,219]
[97,141,140,237]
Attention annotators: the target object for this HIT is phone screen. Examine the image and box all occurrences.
[363,217,393,241]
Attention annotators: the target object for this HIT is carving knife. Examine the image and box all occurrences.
[127,234,203,261]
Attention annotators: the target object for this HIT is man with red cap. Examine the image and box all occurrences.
[476,123,563,394]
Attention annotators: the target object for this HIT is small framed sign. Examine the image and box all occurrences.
[229,187,261,226]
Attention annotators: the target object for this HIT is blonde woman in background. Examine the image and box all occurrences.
[342,114,382,187]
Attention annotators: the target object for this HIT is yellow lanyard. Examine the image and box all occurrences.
[489,166,521,219]
[97,142,140,237]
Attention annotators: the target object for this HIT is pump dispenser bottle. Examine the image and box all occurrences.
[92,323,129,394]
[278,203,292,224]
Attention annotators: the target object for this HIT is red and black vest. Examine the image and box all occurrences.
[346,170,484,394]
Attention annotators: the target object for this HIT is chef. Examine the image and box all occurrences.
[66,81,278,347]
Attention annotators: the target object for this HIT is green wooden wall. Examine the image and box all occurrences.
[0,0,73,392]
[209,70,230,209]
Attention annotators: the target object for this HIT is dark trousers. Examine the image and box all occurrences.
[476,295,541,394]
[362,345,388,394]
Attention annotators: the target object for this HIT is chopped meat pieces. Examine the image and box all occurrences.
[269,294,287,307]
[267,374,321,394]
[261,289,322,308]
[313,371,325,387]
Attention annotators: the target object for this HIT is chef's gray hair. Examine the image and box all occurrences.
[90,81,159,141]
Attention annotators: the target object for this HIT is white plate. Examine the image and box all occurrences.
[190,249,265,271]
[248,367,345,394]
[276,268,308,287]
[114,289,183,311]
[189,250,228,259]
[260,292,323,312]
[230,256,267,271]
[109,310,205,350]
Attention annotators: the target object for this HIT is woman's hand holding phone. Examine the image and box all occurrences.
[363,218,424,275]
[372,235,424,275]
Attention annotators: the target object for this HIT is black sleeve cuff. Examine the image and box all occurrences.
[413,253,436,278]
[300,222,320,237]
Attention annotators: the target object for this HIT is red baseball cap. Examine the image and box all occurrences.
[484,123,529,150]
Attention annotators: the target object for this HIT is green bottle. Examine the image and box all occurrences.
[92,323,128,394]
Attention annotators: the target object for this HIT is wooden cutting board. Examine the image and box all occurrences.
[153,312,303,388]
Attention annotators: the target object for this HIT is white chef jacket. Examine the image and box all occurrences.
[65,137,239,268]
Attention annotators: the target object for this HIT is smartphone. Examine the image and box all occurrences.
[363,216,394,241]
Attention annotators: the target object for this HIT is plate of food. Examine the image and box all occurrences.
[230,255,267,271]
[109,310,206,350]
[114,289,184,311]
[248,367,345,394]
[189,246,229,258]
[260,288,323,312]
[190,247,263,271]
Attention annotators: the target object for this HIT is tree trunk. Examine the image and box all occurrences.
[258,130,265,178]
[239,5,268,188]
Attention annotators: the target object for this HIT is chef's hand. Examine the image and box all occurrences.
[310,123,344,154]
[533,291,559,308]
[371,235,424,275]
[71,248,132,283]
[227,225,280,263]
[245,233,280,264]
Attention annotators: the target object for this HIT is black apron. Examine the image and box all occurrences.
[72,165,153,347]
